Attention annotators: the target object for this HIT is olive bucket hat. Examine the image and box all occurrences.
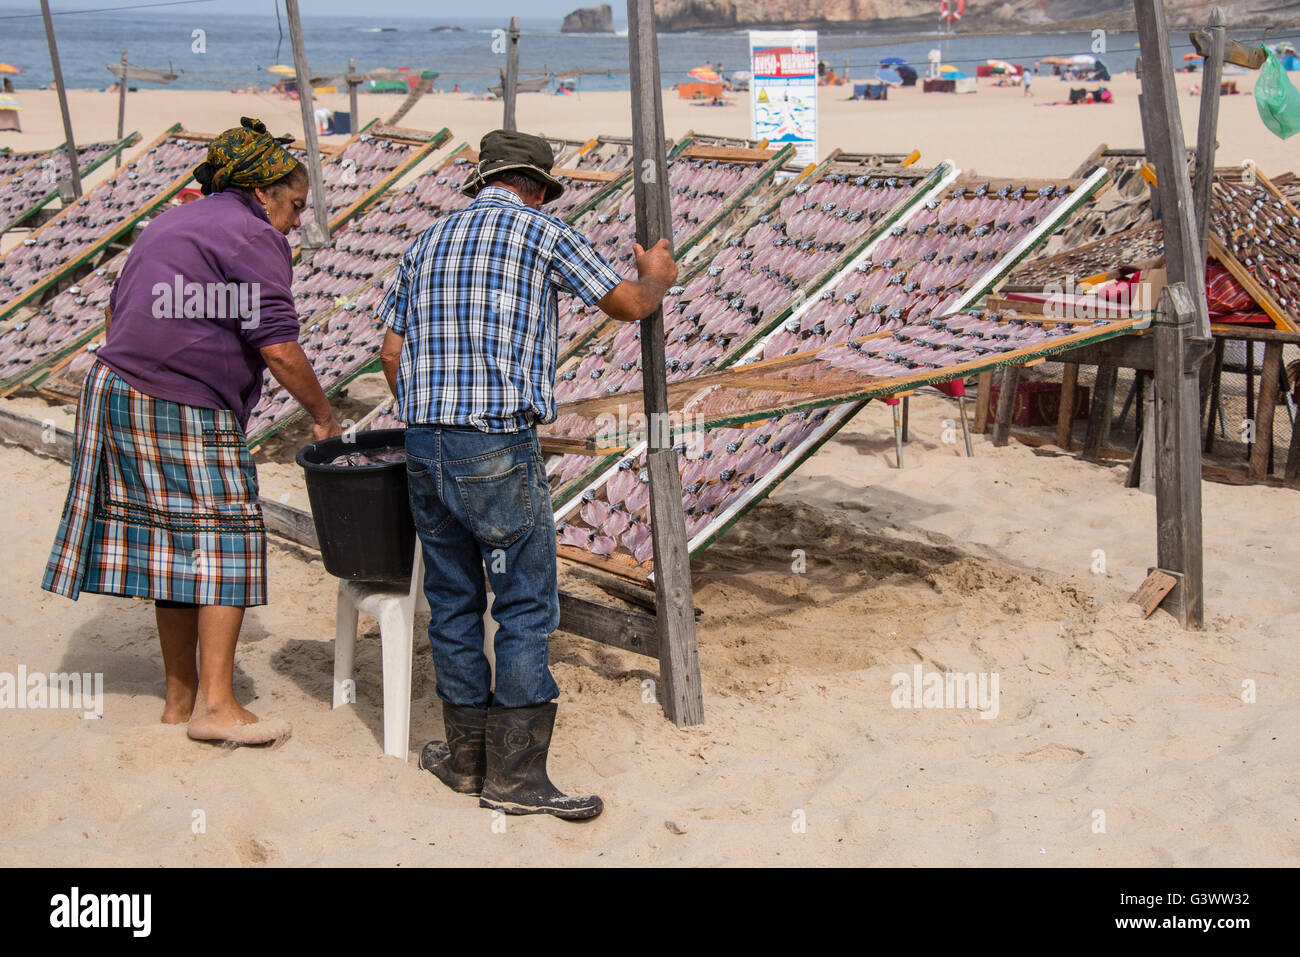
[461,129,565,203]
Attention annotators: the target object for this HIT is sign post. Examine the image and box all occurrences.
[749,30,818,165]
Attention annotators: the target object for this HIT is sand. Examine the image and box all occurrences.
[2,74,1299,867]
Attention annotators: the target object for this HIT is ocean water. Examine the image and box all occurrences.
[0,8,1283,94]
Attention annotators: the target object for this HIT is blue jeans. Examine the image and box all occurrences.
[404,425,560,709]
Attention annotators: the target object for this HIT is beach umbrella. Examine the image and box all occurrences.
[1183,52,1204,61]
[1070,54,1097,64]
[0,94,23,110]
[265,64,296,76]
[0,63,23,75]
[938,64,962,74]
[875,67,903,86]
[1040,56,1075,66]
[986,59,1017,73]
[881,56,907,66]
[688,65,721,83]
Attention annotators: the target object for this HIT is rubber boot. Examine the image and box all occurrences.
[418,704,487,795]
[479,703,603,821]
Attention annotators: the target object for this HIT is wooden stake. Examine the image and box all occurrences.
[115,50,127,171]
[1192,7,1227,264]
[992,365,1020,447]
[503,16,520,131]
[285,0,329,249]
[1057,361,1079,450]
[39,0,82,199]
[1249,340,1282,479]
[627,0,704,728]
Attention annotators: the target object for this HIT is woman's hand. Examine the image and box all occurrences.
[312,416,343,442]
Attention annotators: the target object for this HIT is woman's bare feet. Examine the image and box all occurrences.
[187,700,291,746]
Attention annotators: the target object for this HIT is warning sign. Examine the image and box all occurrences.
[750,30,817,166]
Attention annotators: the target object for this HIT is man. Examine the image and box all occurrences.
[378,131,677,821]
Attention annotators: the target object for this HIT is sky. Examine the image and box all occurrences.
[13,0,595,17]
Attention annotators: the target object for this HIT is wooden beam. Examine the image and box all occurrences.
[1203,337,1225,452]
[1248,340,1283,479]
[557,591,659,659]
[992,365,1020,447]
[285,0,330,249]
[39,0,82,198]
[1135,0,1211,340]
[628,0,704,727]
[503,16,520,131]
[1192,7,1227,264]
[1152,282,1205,629]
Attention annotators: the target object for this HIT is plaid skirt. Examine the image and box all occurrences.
[42,362,267,607]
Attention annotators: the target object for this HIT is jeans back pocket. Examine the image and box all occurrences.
[453,460,534,548]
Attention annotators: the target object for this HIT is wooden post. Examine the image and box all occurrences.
[503,16,521,132]
[1203,337,1225,451]
[1192,7,1227,264]
[627,0,704,727]
[1135,0,1211,341]
[1140,376,1156,493]
[1057,362,1079,450]
[1248,340,1283,479]
[39,0,82,199]
[1133,57,1160,219]
[1083,365,1118,460]
[115,50,127,170]
[348,57,359,133]
[1152,283,1205,628]
[973,370,993,434]
[284,0,329,249]
[992,365,1020,447]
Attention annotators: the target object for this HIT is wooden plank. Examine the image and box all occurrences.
[1140,376,1156,494]
[681,144,776,163]
[992,364,1020,447]
[628,0,703,728]
[1129,568,1179,619]
[1083,365,1118,460]
[1248,340,1283,479]
[557,591,659,659]
[1152,282,1205,628]
[1057,362,1079,450]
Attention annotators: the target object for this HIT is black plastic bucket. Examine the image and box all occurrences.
[295,428,415,581]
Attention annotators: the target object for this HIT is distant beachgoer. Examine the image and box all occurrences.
[1023,70,1033,96]
[2,77,12,93]
[42,117,341,747]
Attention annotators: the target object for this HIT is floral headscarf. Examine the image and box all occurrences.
[194,116,300,195]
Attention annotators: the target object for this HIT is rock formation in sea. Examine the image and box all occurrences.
[561,4,615,33]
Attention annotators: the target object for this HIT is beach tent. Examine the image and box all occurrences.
[897,65,918,86]
[0,93,21,132]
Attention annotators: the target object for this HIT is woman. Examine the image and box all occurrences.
[43,117,342,746]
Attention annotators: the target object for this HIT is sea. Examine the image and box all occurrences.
[0,7,1287,94]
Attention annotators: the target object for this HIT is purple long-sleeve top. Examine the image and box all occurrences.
[97,188,301,429]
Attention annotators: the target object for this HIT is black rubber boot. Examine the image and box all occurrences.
[479,703,603,821]
[418,704,487,795]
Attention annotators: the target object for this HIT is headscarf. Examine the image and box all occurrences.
[193,116,300,196]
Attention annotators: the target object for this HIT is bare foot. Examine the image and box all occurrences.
[187,703,291,746]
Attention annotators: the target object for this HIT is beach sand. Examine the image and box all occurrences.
[1,75,1298,866]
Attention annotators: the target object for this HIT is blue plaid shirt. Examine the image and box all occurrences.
[380,185,623,432]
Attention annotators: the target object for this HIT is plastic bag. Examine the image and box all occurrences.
[1255,46,1300,139]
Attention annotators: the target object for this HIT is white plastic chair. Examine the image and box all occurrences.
[333,542,496,760]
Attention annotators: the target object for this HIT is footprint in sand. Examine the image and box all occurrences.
[1019,743,1085,763]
